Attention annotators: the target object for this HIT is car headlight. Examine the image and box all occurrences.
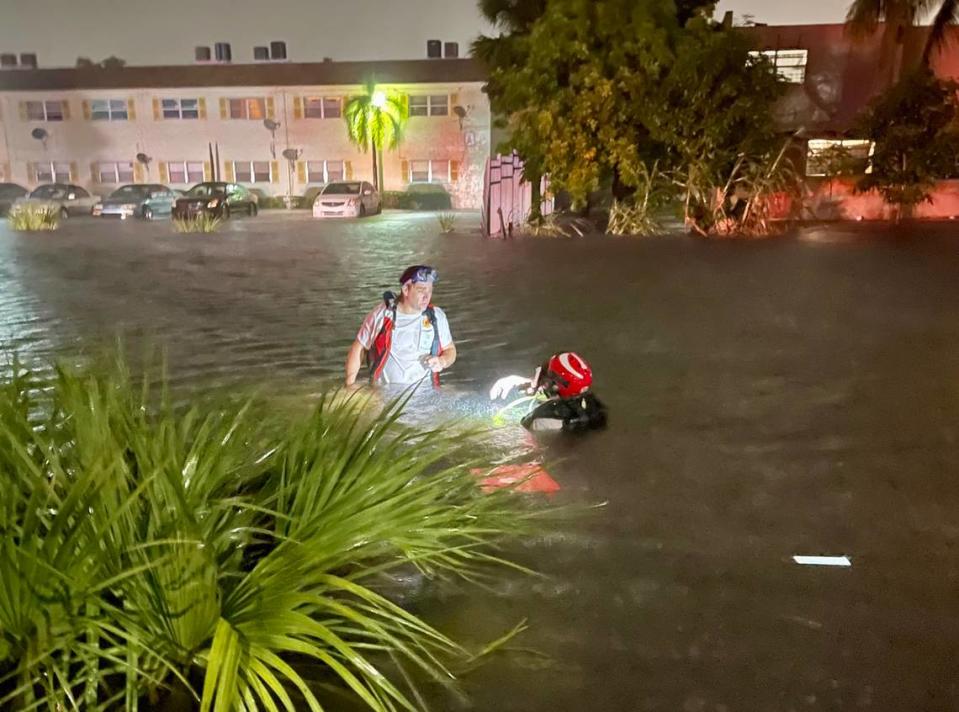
[207,199,220,208]
[347,197,358,205]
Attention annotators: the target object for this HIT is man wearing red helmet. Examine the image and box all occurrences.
[345,265,457,386]
[489,352,607,432]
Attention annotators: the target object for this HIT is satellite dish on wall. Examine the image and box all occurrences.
[453,105,467,118]
[263,118,280,131]
[31,127,47,140]
[281,148,300,161]
[135,152,151,164]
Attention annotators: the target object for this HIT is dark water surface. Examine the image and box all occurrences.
[3,212,959,710]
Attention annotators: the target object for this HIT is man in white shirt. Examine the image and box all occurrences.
[345,265,457,386]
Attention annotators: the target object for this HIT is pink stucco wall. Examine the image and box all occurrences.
[803,178,959,220]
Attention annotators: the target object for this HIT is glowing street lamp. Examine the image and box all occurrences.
[371,90,387,108]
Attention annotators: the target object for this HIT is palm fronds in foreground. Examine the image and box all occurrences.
[0,358,555,711]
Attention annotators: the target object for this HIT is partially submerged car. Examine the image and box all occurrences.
[312,181,381,218]
[172,182,259,219]
[0,183,28,215]
[14,184,99,218]
[93,184,178,219]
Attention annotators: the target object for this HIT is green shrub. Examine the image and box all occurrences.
[172,214,222,233]
[381,186,452,210]
[7,203,60,231]
[0,356,554,711]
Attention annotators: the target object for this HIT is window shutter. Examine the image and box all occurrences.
[127,99,136,120]
[450,92,459,108]
[26,162,34,182]
[293,96,303,120]
[223,161,234,182]
[203,161,213,180]
[345,161,353,180]
[90,162,99,183]
[61,101,71,120]
[19,102,27,121]
[296,161,306,183]
[450,160,459,182]
[82,100,91,120]
[270,160,279,183]
[198,98,207,119]
[266,97,275,120]
[134,162,145,182]
[152,98,160,120]
[0,163,8,181]
[219,98,228,119]
[69,162,78,181]
[158,162,168,183]
[400,159,409,183]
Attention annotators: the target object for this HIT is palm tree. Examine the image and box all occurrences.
[344,79,407,192]
[846,0,958,70]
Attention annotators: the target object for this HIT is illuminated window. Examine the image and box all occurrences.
[228,98,266,120]
[748,49,808,83]
[167,161,205,184]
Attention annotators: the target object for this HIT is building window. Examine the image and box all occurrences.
[232,161,272,183]
[167,161,205,184]
[34,162,71,183]
[162,98,199,119]
[307,160,344,183]
[228,98,266,120]
[303,96,341,118]
[409,94,449,117]
[408,159,450,183]
[97,161,135,183]
[26,100,65,121]
[90,99,129,121]
[748,49,808,83]
[805,139,873,176]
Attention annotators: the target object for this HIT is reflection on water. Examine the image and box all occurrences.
[4,213,959,709]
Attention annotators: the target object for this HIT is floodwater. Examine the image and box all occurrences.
[3,212,959,710]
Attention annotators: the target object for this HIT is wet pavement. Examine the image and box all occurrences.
[3,211,959,710]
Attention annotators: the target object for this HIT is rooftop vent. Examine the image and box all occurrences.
[444,41,459,58]
[253,46,269,61]
[426,39,441,59]
[214,42,232,62]
[0,53,16,68]
[20,53,37,69]
[195,46,211,62]
[270,41,287,60]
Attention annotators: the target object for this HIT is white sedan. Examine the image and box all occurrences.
[312,181,381,218]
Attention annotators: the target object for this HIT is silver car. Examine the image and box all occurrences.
[312,181,381,218]
[15,183,99,218]
[93,184,177,219]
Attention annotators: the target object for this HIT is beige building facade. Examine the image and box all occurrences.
[0,59,491,208]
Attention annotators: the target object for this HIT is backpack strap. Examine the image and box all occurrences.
[424,304,442,388]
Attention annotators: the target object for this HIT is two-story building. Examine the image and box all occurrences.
[0,58,491,208]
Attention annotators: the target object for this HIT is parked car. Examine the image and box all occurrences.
[312,181,381,218]
[0,183,28,215]
[93,184,178,219]
[172,182,258,219]
[15,183,99,218]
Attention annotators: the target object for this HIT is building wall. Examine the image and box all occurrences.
[0,81,490,208]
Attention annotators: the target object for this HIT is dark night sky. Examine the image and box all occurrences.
[1,0,847,68]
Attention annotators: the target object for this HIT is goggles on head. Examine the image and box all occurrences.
[400,265,438,285]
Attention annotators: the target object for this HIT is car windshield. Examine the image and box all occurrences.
[29,185,66,199]
[187,184,226,198]
[323,182,361,195]
[110,185,149,198]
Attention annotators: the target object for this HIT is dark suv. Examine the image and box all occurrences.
[172,182,258,219]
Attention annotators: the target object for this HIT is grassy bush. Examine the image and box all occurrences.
[0,356,553,711]
[437,211,457,233]
[172,214,222,233]
[382,186,452,211]
[7,204,59,231]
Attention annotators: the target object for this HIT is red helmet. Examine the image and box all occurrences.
[539,352,593,398]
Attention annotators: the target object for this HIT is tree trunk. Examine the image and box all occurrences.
[611,167,631,202]
[377,148,385,194]
[528,169,543,224]
[371,143,379,191]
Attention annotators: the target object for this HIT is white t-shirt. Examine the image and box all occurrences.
[357,303,453,384]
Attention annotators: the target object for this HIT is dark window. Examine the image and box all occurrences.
[270,41,287,60]
[253,46,269,61]
[444,42,459,58]
[195,46,211,62]
[214,42,232,62]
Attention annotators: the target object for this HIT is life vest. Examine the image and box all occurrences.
[367,291,443,387]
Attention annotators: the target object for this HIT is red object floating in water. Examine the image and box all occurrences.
[471,463,561,494]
